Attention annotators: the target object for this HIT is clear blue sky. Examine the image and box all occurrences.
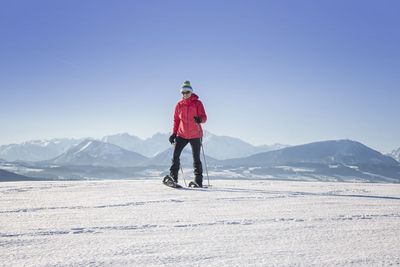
[1,0,399,152]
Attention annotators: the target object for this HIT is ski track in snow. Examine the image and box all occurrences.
[0,179,399,267]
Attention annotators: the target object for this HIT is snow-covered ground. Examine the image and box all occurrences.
[1,179,399,266]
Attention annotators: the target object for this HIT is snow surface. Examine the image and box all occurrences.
[1,179,399,266]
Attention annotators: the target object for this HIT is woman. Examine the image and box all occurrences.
[168,81,207,187]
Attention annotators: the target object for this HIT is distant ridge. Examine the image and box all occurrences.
[221,140,398,166]
[0,169,44,182]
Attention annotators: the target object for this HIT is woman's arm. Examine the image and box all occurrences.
[197,101,207,123]
[172,103,180,133]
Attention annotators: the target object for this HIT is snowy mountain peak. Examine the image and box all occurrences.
[0,138,83,162]
[390,147,400,162]
[101,133,143,153]
[49,140,147,167]
[151,132,167,138]
[21,140,49,147]
[102,132,140,142]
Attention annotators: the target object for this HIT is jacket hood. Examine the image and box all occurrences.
[180,93,199,102]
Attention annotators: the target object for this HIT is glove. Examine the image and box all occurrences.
[169,133,177,144]
[194,116,202,124]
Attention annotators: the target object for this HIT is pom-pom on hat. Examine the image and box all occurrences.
[181,80,193,92]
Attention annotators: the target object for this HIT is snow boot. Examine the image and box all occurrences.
[188,181,202,188]
[163,175,182,188]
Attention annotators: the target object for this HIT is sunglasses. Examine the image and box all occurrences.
[182,91,192,95]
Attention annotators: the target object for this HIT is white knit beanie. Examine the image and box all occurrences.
[180,80,193,92]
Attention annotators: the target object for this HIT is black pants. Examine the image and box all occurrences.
[169,136,203,183]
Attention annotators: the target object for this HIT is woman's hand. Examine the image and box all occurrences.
[169,133,177,144]
[194,116,202,124]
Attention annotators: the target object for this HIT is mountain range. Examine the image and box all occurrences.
[101,131,288,159]
[0,135,399,183]
[216,140,400,183]
[0,131,288,162]
[222,140,398,166]
[0,139,82,162]
[101,133,167,157]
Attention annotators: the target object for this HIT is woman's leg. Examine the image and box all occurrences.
[190,138,203,186]
[169,137,189,182]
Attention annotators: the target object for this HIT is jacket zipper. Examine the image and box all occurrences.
[186,104,189,137]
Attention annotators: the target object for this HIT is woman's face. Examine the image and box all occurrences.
[182,90,192,99]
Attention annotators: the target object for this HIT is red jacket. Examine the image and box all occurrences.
[172,93,207,139]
